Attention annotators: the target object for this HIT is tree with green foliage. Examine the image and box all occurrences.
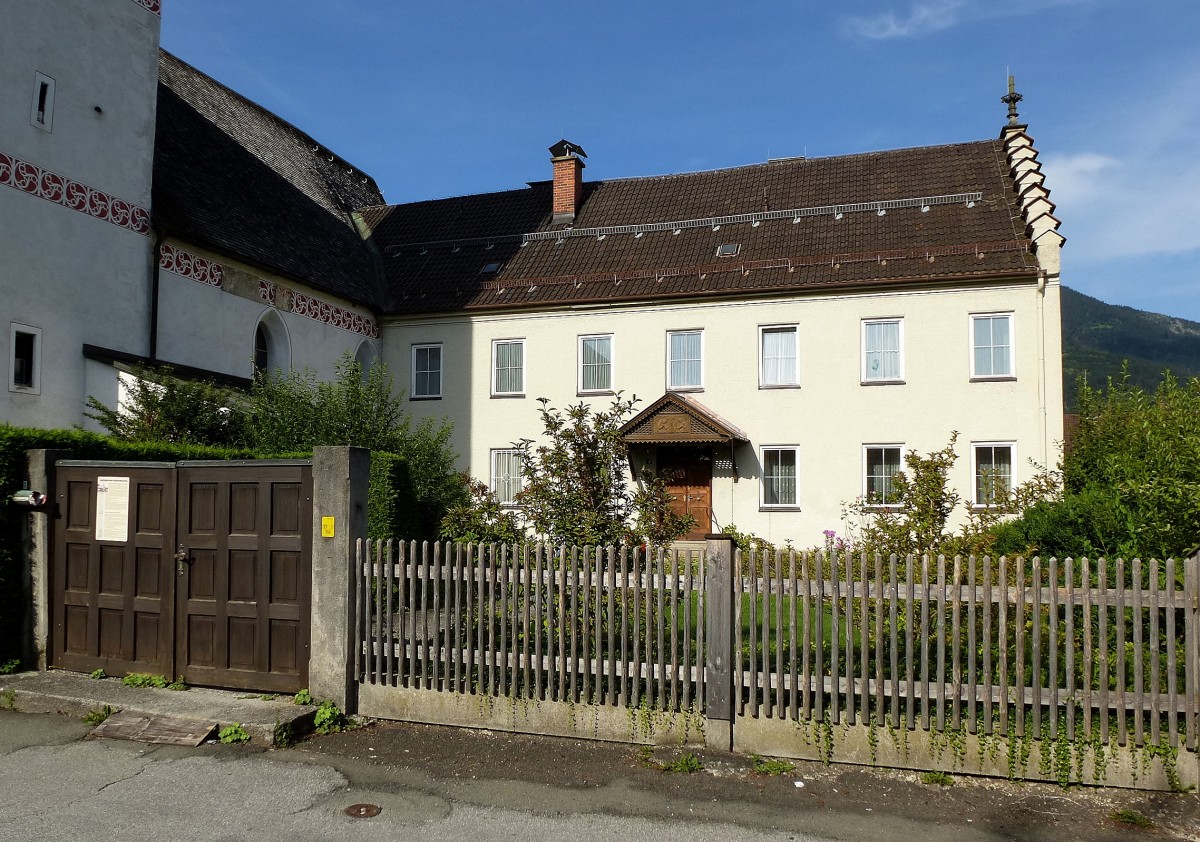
[993,371,1200,559]
[440,396,693,547]
[843,432,1059,557]
[86,353,465,540]
[438,476,524,545]
[84,366,245,446]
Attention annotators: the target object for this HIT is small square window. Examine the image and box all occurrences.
[31,72,55,132]
[480,261,503,275]
[667,330,703,391]
[973,443,1014,506]
[578,334,612,393]
[490,449,523,505]
[864,445,903,506]
[492,339,525,396]
[412,343,442,399]
[715,243,740,257]
[760,325,798,387]
[9,323,42,394]
[971,313,1014,378]
[761,446,799,507]
[862,318,904,383]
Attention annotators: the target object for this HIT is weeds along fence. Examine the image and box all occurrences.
[354,540,706,718]
[354,539,1200,765]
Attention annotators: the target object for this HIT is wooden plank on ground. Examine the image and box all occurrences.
[92,711,216,746]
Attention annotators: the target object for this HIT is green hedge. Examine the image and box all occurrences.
[368,451,420,540]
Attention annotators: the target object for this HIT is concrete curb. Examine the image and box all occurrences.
[0,671,317,747]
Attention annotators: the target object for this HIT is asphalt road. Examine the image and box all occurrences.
[1,710,1197,841]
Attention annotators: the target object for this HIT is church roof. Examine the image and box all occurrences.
[153,51,385,306]
[361,138,1041,316]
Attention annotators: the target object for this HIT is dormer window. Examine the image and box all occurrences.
[715,243,740,257]
[480,261,502,275]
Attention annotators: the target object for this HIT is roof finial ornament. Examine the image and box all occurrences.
[1002,74,1023,126]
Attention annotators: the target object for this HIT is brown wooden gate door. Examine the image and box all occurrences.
[659,447,713,539]
[52,461,312,693]
[54,464,177,677]
[175,464,312,692]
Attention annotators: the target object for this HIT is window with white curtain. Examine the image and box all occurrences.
[761,446,799,507]
[578,334,613,393]
[759,325,798,387]
[667,330,703,390]
[971,313,1014,378]
[490,449,523,505]
[412,343,442,399]
[862,318,904,383]
[492,339,524,396]
[973,443,1014,506]
[864,445,903,506]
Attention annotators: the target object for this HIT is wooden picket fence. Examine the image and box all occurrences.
[355,539,1200,754]
[354,541,705,716]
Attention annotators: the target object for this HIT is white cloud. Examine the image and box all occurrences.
[1045,62,1200,262]
[843,1,964,40]
[842,0,1096,41]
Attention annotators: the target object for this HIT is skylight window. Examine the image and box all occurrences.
[480,261,503,275]
[715,243,740,257]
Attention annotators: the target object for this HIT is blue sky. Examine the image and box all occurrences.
[162,1,1200,321]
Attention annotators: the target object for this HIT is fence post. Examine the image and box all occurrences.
[309,446,370,711]
[704,533,736,750]
[23,449,72,669]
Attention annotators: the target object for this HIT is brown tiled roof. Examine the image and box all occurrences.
[364,140,1039,315]
[154,52,386,305]
[621,394,750,444]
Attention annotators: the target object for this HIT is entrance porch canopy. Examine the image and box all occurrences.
[619,393,749,445]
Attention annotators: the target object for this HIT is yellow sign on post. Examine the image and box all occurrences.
[321,516,335,538]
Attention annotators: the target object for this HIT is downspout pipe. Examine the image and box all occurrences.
[149,228,164,363]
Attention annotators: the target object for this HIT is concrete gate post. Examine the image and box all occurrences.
[23,449,72,669]
[308,446,370,711]
[704,533,736,750]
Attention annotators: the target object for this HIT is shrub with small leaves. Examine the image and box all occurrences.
[218,723,250,744]
[313,700,348,735]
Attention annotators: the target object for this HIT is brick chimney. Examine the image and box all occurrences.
[549,139,587,225]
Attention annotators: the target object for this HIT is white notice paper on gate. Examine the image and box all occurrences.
[95,476,131,543]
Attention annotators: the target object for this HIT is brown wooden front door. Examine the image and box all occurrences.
[659,447,712,540]
[52,461,312,693]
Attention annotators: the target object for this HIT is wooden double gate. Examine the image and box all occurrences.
[51,460,313,693]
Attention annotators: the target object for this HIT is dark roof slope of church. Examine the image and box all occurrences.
[153,51,385,305]
[362,139,1040,315]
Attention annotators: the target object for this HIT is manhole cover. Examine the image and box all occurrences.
[345,803,382,818]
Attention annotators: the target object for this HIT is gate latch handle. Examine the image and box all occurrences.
[174,550,191,574]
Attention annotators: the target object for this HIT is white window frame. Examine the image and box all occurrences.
[758,324,799,388]
[862,444,904,507]
[971,441,1016,507]
[490,448,523,506]
[759,445,800,509]
[31,72,55,132]
[411,342,443,399]
[666,329,704,391]
[970,312,1016,380]
[577,334,614,395]
[491,338,525,397]
[861,318,905,384]
[9,323,42,394]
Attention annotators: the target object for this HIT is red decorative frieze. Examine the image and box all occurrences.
[0,149,151,236]
[159,244,223,287]
[130,0,162,16]
[258,280,378,339]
